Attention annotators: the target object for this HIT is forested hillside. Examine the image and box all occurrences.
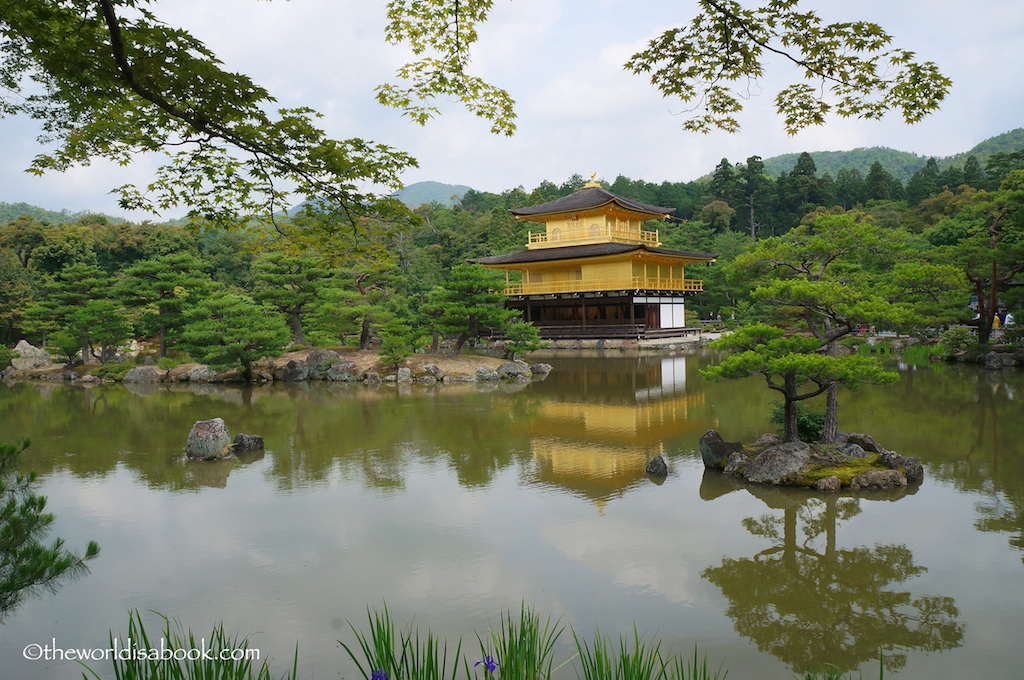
[0,202,122,226]
[761,128,1024,181]
[394,181,471,207]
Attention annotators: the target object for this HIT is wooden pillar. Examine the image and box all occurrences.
[581,297,587,328]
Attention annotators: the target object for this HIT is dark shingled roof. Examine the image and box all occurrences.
[509,186,674,218]
[467,243,718,266]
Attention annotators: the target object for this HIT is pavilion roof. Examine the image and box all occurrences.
[509,185,674,219]
[468,242,717,266]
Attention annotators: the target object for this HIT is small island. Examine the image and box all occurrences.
[699,429,923,492]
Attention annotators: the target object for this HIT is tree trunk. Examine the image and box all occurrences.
[290,309,304,345]
[783,374,800,442]
[359,315,372,349]
[822,384,839,443]
[450,320,478,357]
[821,339,839,443]
[450,332,470,357]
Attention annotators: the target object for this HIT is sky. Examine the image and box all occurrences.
[2,0,1023,220]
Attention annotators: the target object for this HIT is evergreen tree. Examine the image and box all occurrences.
[835,168,867,208]
[22,262,116,351]
[962,155,986,187]
[728,212,963,441]
[116,253,217,357]
[178,292,290,379]
[865,161,895,201]
[905,157,940,206]
[0,438,99,621]
[426,264,516,356]
[0,248,33,343]
[737,156,772,238]
[931,171,1024,344]
[502,319,548,360]
[703,325,897,442]
[51,298,132,364]
[709,158,740,213]
[252,252,332,345]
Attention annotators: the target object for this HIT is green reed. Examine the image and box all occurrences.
[474,604,565,680]
[572,626,669,680]
[667,645,729,680]
[340,604,462,680]
[80,610,297,680]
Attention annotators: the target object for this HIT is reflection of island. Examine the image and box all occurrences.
[702,488,964,675]
[518,357,712,506]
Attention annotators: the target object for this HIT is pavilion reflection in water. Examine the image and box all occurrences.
[518,355,711,510]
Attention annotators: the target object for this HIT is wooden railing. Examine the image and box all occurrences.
[505,277,703,296]
[486,322,707,340]
[527,226,659,246]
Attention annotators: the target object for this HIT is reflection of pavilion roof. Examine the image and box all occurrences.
[468,242,718,267]
[509,185,674,219]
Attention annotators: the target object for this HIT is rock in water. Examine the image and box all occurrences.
[232,433,264,452]
[849,469,907,490]
[699,429,744,470]
[186,418,232,459]
[645,455,668,476]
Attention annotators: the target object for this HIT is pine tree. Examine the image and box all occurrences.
[117,253,217,357]
[252,252,332,345]
[426,264,516,356]
[0,438,99,621]
[178,292,290,380]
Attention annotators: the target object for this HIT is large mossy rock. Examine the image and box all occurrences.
[306,349,341,379]
[186,418,232,460]
[743,440,812,484]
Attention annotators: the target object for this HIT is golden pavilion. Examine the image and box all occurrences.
[468,181,717,338]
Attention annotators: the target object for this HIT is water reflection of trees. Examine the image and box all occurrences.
[845,363,1024,568]
[702,491,964,675]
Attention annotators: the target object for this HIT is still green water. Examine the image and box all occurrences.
[0,351,1022,680]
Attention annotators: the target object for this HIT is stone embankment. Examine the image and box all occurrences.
[1,342,553,386]
[699,429,923,492]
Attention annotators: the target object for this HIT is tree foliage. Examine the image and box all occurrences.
[381,0,950,137]
[624,0,950,134]
[423,264,515,356]
[0,438,99,621]
[0,0,416,229]
[703,325,897,441]
[178,292,290,379]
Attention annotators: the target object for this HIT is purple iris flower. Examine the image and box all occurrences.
[475,655,499,673]
[372,669,389,680]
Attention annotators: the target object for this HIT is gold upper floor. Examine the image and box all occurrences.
[526,212,660,250]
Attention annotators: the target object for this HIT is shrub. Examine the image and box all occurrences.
[769,400,825,442]
[933,326,976,359]
[91,363,134,381]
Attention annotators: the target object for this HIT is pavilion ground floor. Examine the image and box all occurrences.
[501,290,703,340]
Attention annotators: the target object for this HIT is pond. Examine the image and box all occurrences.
[0,350,1022,680]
